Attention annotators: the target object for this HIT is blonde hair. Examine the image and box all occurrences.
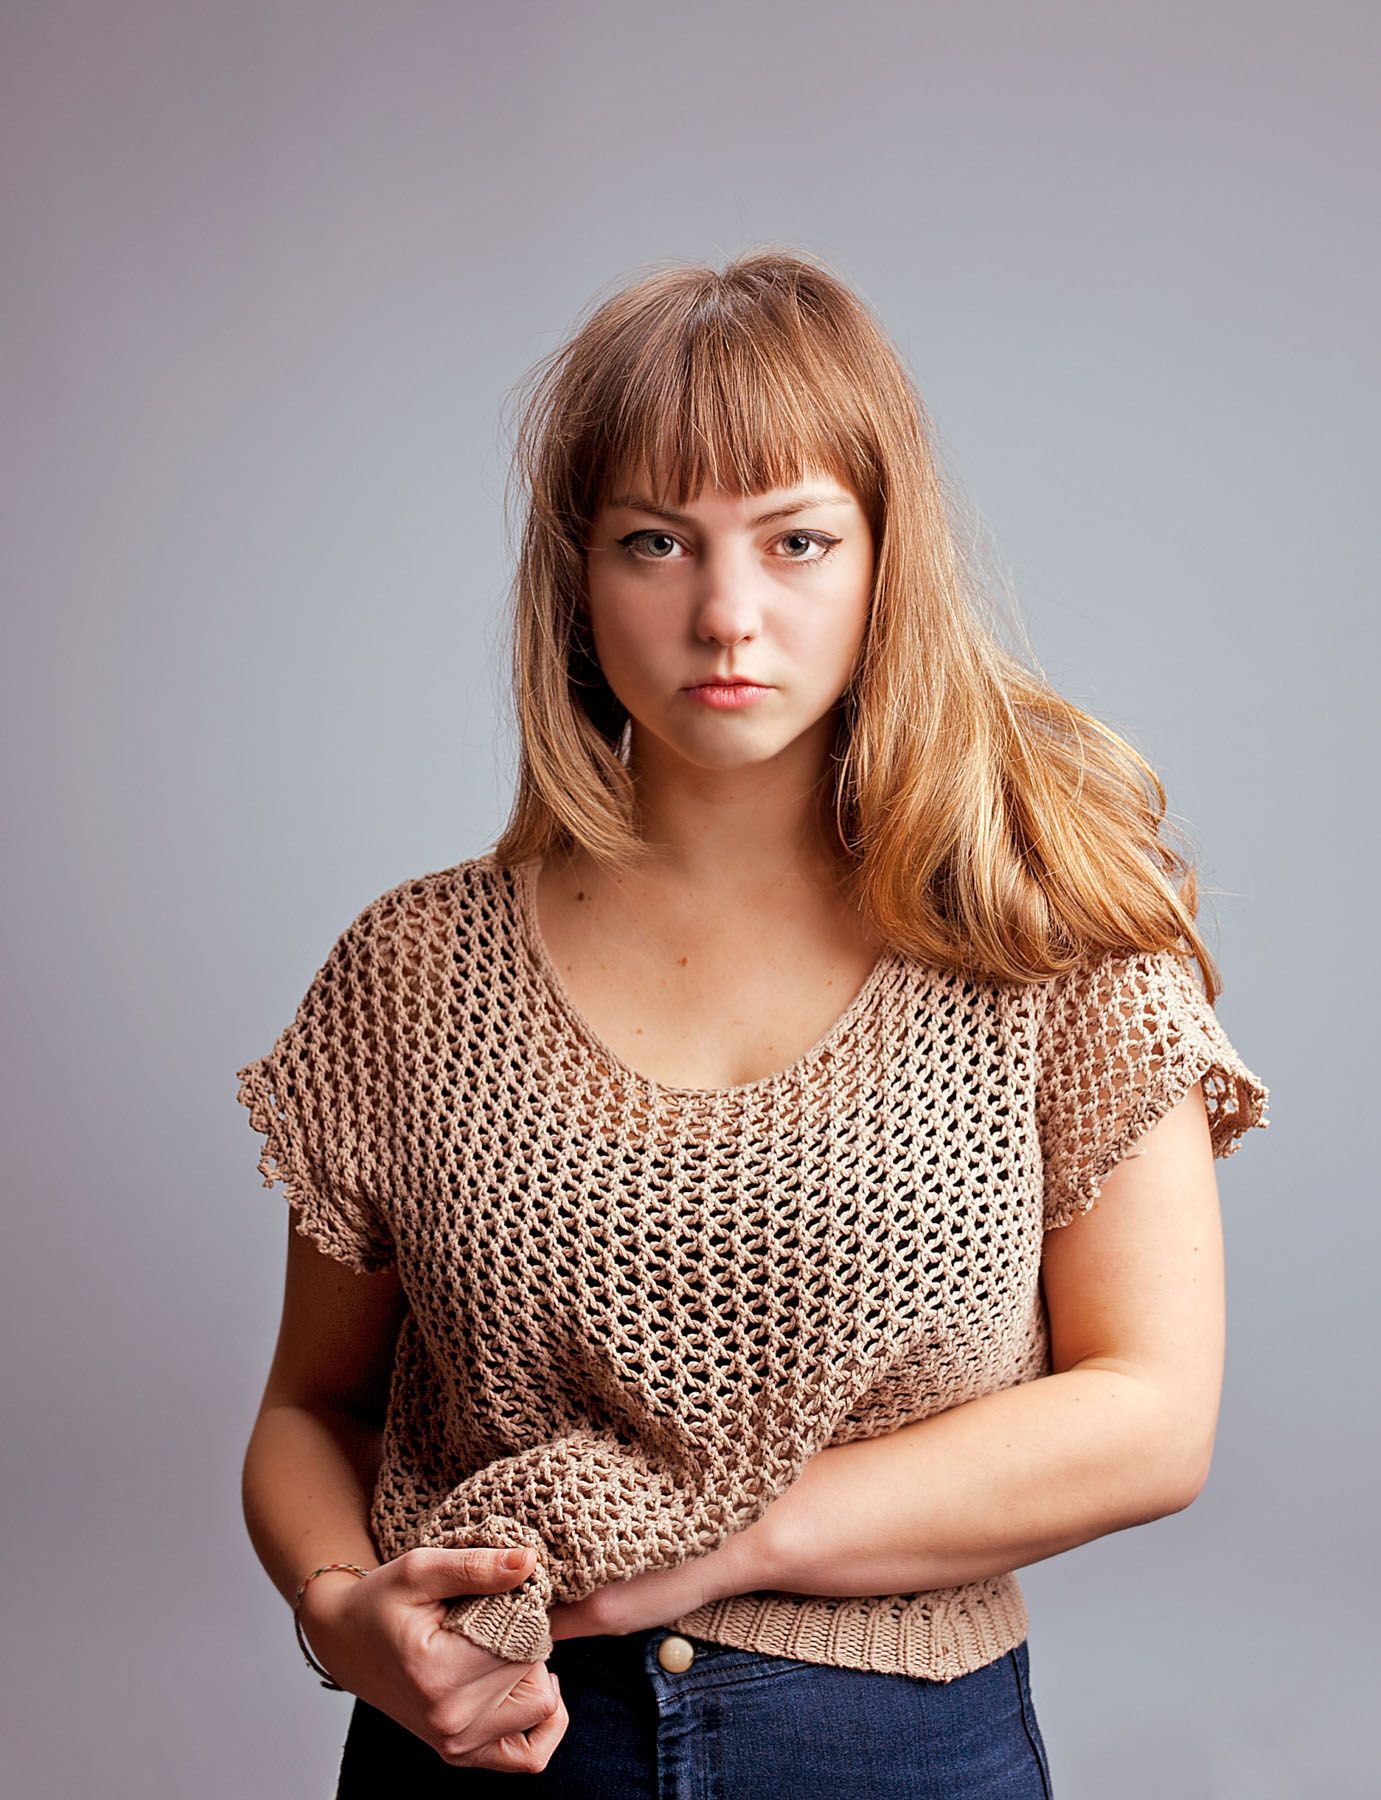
[491,245,1225,995]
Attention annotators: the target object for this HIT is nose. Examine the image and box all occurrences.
[692,541,764,648]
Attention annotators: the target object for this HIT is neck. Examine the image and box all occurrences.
[622,714,849,896]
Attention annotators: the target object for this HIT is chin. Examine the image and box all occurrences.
[628,709,808,772]
[678,734,795,773]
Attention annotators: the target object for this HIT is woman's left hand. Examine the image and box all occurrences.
[546,1528,767,1642]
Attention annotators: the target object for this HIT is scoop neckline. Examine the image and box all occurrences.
[511,854,899,1103]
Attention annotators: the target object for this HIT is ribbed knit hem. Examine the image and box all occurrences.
[428,1514,556,1664]
[664,1571,1030,1683]
[442,1588,555,1663]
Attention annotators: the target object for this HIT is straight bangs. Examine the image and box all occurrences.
[568,288,883,534]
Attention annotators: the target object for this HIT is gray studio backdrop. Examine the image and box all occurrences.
[3,3,1375,1795]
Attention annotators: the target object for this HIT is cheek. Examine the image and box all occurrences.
[782,585,869,681]
[589,594,678,688]
[832,559,874,666]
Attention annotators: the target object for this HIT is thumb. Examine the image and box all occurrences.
[394,1544,538,1601]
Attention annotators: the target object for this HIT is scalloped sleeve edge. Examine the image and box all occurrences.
[1041,1038,1271,1235]
[234,1054,397,1275]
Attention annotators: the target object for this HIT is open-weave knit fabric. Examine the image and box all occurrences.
[234,853,1269,1682]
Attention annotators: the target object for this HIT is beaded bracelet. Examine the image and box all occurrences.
[293,1562,372,1689]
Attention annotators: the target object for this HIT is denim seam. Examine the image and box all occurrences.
[1010,1649,1054,1799]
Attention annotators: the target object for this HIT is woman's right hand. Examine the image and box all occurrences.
[298,1546,568,1774]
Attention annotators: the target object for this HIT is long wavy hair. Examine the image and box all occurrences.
[490,246,1226,996]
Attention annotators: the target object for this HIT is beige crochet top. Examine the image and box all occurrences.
[235,853,1269,1683]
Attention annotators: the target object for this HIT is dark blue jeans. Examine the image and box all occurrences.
[335,1626,1054,1797]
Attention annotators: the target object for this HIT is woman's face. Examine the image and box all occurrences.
[583,467,875,773]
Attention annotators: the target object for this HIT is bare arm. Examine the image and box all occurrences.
[740,1364,1191,1600]
[243,1401,388,1602]
[241,1220,408,1610]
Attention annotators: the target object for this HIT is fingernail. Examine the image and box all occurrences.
[502,1547,529,1568]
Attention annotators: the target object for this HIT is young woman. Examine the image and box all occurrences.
[237,248,1269,1797]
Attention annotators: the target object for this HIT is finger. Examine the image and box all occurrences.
[498,1659,560,1720]
[455,1656,558,1733]
[465,1681,568,1775]
[395,1545,537,1601]
[513,1680,569,1767]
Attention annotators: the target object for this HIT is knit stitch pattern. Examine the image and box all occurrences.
[234,854,1269,1680]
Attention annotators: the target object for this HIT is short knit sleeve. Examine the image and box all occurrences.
[234,905,397,1274]
[1035,945,1270,1233]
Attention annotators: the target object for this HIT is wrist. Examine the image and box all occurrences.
[294,1562,376,1690]
[298,1563,374,1631]
[720,1508,792,1599]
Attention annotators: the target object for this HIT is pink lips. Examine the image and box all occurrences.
[684,679,774,710]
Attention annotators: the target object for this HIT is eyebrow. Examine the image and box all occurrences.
[605,489,854,527]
